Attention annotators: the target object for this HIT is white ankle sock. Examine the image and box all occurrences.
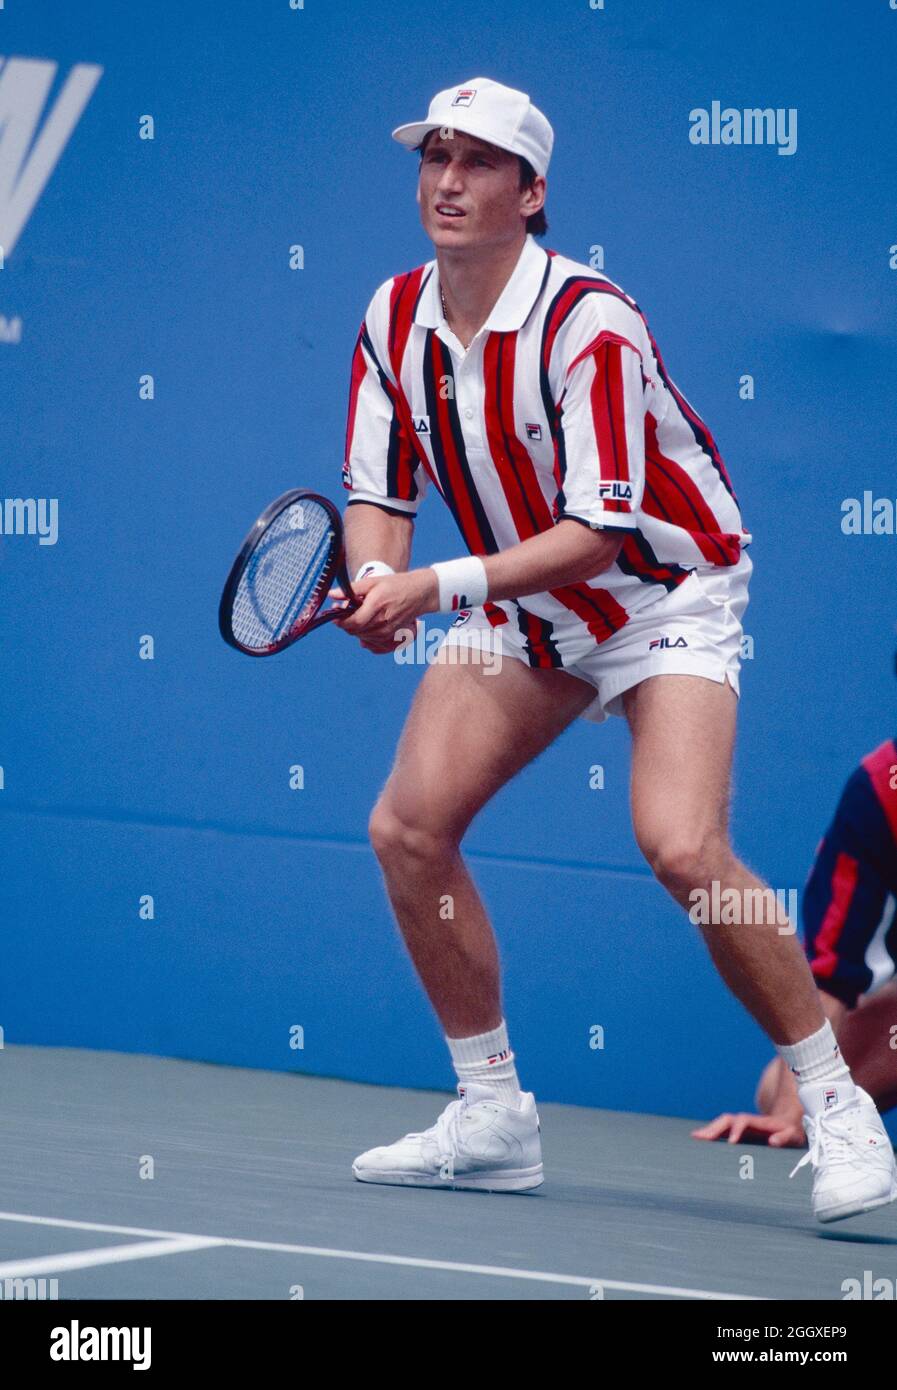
[777,1020,855,1117]
[446,1020,522,1108]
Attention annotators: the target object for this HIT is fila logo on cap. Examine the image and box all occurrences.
[452,88,477,107]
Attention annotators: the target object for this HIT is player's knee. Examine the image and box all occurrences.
[368,798,457,870]
[640,829,725,894]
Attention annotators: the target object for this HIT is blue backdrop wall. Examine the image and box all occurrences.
[1,0,895,1130]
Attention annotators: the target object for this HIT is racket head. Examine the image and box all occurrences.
[219,489,353,656]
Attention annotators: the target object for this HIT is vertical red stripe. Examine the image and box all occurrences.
[382,270,441,496]
[589,343,630,509]
[483,333,554,539]
[643,415,739,564]
[517,609,558,668]
[810,852,860,981]
[548,581,629,642]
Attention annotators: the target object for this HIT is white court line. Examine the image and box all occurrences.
[0,1210,763,1300]
[0,1236,224,1280]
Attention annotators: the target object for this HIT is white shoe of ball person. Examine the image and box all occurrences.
[789,1087,897,1223]
[352,1083,544,1191]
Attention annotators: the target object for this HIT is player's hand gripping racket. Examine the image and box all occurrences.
[219,489,360,656]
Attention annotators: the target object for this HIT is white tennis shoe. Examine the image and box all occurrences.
[789,1087,897,1223]
[352,1083,544,1192]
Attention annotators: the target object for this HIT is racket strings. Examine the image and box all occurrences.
[230,501,336,650]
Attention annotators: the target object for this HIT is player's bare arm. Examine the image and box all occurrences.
[338,515,623,651]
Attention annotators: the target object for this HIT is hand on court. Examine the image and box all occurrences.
[332,570,437,654]
[690,1111,807,1148]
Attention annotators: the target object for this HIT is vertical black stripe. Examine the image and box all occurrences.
[361,326,421,502]
[514,604,563,668]
[422,333,500,554]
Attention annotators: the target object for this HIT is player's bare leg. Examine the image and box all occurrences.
[354,650,595,1190]
[625,672,897,1220]
[623,672,824,1042]
[368,651,595,1036]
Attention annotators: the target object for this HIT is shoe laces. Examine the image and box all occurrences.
[403,1096,468,1156]
[789,1101,873,1180]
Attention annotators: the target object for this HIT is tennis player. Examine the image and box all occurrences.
[693,735,897,1148]
[336,77,897,1221]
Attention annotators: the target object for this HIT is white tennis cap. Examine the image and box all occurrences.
[392,77,554,179]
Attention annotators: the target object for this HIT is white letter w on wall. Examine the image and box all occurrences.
[0,56,103,259]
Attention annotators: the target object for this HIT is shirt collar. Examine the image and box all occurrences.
[414,234,549,333]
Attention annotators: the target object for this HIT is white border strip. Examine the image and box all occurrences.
[0,1210,763,1300]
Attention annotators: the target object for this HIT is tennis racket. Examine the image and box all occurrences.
[219,489,360,656]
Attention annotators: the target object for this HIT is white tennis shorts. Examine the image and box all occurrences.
[438,551,753,724]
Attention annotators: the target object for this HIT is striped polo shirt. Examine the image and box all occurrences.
[343,233,751,654]
[804,738,897,1006]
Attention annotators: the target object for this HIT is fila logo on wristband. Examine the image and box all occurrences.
[431,556,488,614]
[354,561,395,583]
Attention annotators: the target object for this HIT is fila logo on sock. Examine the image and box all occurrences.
[487,1049,511,1065]
[823,1087,839,1110]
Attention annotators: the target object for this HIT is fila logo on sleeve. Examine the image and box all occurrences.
[649,635,689,650]
[598,481,633,502]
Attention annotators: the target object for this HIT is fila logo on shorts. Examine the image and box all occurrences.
[343,235,752,663]
[452,608,473,626]
[649,636,689,650]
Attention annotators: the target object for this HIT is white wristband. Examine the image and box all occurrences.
[353,560,395,583]
[430,556,488,612]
